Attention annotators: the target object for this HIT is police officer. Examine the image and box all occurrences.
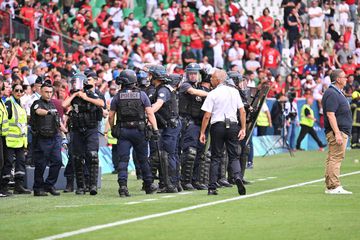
[200,69,246,196]
[178,63,209,190]
[109,69,158,197]
[148,65,181,193]
[0,81,9,197]
[2,84,31,194]
[30,80,63,196]
[62,72,104,195]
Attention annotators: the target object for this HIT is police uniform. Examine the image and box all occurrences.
[148,66,182,193]
[0,98,9,196]
[31,95,63,196]
[178,76,209,190]
[2,95,31,194]
[69,78,102,195]
[110,69,157,197]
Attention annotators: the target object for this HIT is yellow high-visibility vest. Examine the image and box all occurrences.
[107,131,118,145]
[0,100,9,136]
[6,96,27,148]
[300,104,314,127]
[257,110,270,127]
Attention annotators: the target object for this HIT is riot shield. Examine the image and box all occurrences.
[244,85,270,145]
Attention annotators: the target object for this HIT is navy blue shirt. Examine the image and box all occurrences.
[156,86,171,103]
[322,85,352,136]
[110,90,151,111]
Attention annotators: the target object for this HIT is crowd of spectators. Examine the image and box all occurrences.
[0,0,360,120]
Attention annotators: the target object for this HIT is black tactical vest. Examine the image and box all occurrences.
[31,99,60,137]
[179,83,208,124]
[116,89,145,126]
[70,93,100,130]
[153,84,179,128]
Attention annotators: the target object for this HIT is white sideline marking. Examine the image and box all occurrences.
[161,195,176,198]
[142,199,157,202]
[177,192,193,195]
[125,202,141,205]
[38,171,360,240]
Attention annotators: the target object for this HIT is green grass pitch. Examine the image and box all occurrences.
[1,150,359,240]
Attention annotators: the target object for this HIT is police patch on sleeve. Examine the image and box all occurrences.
[33,104,39,110]
[159,93,165,98]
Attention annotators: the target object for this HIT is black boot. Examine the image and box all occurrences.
[144,183,158,194]
[44,186,60,196]
[33,189,48,197]
[74,156,86,195]
[88,152,99,196]
[63,177,74,193]
[13,181,31,194]
[118,185,131,197]
[0,179,12,196]
[180,148,196,191]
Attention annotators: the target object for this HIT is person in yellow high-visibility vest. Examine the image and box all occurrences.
[350,88,360,148]
[256,102,272,136]
[296,96,327,151]
[2,84,31,194]
[0,81,10,197]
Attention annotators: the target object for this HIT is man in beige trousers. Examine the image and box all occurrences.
[322,69,353,194]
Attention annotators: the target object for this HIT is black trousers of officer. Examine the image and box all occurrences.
[0,136,8,188]
[2,147,26,184]
[71,128,99,188]
[296,124,323,149]
[33,134,62,190]
[351,126,360,147]
[209,122,242,190]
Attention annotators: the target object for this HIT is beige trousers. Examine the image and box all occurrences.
[325,131,348,189]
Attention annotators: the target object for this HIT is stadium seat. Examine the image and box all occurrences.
[134,6,145,20]
[123,8,133,18]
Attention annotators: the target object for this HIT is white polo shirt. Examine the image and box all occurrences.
[201,84,244,124]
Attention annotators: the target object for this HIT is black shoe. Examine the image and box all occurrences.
[13,184,31,194]
[208,189,218,195]
[0,187,13,196]
[242,179,252,185]
[181,183,195,191]
[75,188,86,195]
[246,163,254,169]
[111,170,118,174]
[164,185,178,193]
[145,183,158,194]
[34,190,48,197]
[218,179,233,188]
[177,183,183,192]
[235,178,246,195]
[63,179,74,193]
[119,186,131,197]
[89,185,98,196]
[214,182,221,188]
[227,178,235,184]
[193,182,208,190]
[45,186,60,196]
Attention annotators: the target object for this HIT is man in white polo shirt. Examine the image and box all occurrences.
[200,69,246,196]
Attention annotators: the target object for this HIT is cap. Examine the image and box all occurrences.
[86,71,97,79]
[21,66,29,72]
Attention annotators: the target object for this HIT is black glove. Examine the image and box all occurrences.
[151,129,160,141]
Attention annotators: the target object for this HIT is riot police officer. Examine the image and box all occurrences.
[148,65,181,193]
[109,69,158,197]
[62,72,104,195]
[30,80,63,196]
[178,63,209,190]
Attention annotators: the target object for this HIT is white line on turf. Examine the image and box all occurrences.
[39,171,360,240]
[142,199,157,202]
[125,202,141,205]
[161,195,176,198]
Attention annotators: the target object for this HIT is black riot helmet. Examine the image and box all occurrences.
[227,71,243,86]
[168,74,182,88]
[185,63,201,83]
[71,73,87,91]
[137,70,149,86]
[148,65,170,82]
[116,69,137,86]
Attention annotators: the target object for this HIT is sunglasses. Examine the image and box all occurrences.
[14,89,23,93]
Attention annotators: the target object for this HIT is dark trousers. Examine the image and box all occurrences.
[161,122,182,185]
[257,126,268,136]
[296,124,323,149]
[351,126,360,147]
[33,134,62,190]
[72,128,99,168]
[2,147,25,183]
[117,128,152,185]
[0,136,7,187]
[209,122,241,190]
[112,144,118,171]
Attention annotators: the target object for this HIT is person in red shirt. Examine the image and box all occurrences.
[81,0,93,20]
[20,0,35,40]
[250,24,263,42]
[233,27,247,50]
[190,22,204,62]
[100,19,115,47]
[343,24,353,44]
[180,15,193,44]
[157,24,169,53]
[0,5,11,38]
[257,8,274,34]
[341,55,357,75]
[182,5,195,24]
[96,5,109,27]
[262,42,281,76]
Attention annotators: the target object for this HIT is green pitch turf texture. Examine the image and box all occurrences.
[1,150,359,240]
